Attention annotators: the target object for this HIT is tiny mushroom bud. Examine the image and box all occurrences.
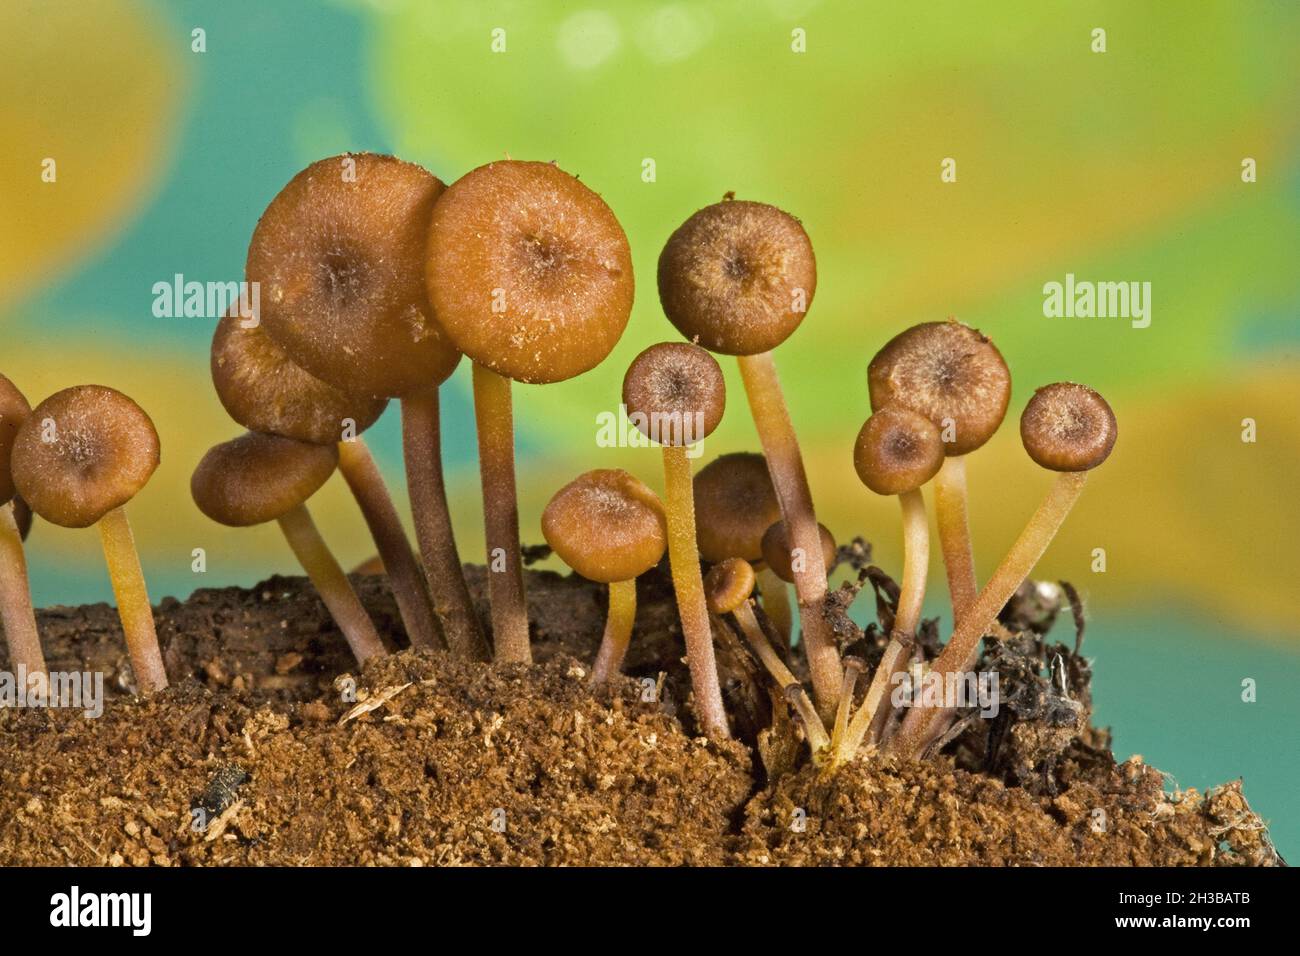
[191,432,387,665]
[0,374,45,681]
[658,197,842,720]
[427,159,635,664]
[622,342,730,739]
[759,519,837,585]
[542,469,666,685]
[891,382,1117,760]
[867,318,1011,621]
[11,386,166,694]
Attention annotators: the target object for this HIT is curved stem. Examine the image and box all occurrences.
[934,455,976,621]
[737,350,842,721]
[589,578,637,685]
[278,503,387,665]
[337,437,443,653]
[662,445,730,739]
[755,565,792,647]
[733,601,828,752]
[0,501,45,679]
[98,506,167,695]
[401,389,489,661]
[471,364,530,663]
[891,471,1089,760]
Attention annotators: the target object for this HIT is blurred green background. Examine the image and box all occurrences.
[3,0,1297,856]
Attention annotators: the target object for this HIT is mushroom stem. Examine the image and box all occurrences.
[276,503,388,665]
[828,659,862,759]
[891,471,1090,760]
[589,578,637,685]
[401,389,489,661]
[337,437,443,654]
[0,501,45,680]
[755,565,792,646]
[97,506,168,695]
[471,363,531,664]
[732,600,829,753]
[737,350,842,720]
[662,445,730,739]
[933,455,977,620]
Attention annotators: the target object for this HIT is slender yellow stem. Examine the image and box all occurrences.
[891,471,1090,760]
[0,501,45,679]
[662,445,730,739]
[733,600,829,753]
[755,565,792,647]
[590,578,637,685]
[401,389,489,661]
[828,659,863,757]
[934,455,976,622]
[338,437,443,653]
[471,364,531,663]
[278,503,387,665]
[737,351,842,721]
[98,506,167,695]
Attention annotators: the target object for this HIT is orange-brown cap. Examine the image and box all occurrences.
[248,153,461,399]
[658,199,816,356]
[703,557,757,615]
[11,386,159,529]
[853,406,945,496]
[622,342,725,446]
[760,520,837,584]
[1020,382,1117,472]
[541,469,666,583]
[426,160,634,384]
[211,311,388,445]
[867,319,1011,456]
[0,374,32,504]
[693,452,781,562]
[192,432,338,527]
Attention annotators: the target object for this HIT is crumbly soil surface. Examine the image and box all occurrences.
[0,560,1280,866]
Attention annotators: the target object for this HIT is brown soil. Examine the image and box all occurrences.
[0,560,1281,866]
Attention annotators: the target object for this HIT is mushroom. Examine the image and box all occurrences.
[0,374,44,681]
[890,382,1117,760]
[11,386,167,694]
[759,519,837,586]
[210,311,441,653]
[658,197,842,720]
[867,319,1011,622]
[703,557,829,756]
[622,342,730,739]
[426,159,634,664]
[541,469,666,685]
[693,452,791,642]
[247,152,486,661]
[836,406,944,759]
[191,432,387,665]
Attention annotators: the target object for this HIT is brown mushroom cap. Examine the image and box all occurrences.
[867,319,1011,456]
[853,406,945,496]
[211,311,388,445]
[1020,382,1117,472]
[0,373,32,504]
[693,452,781,562]
[658,199,816,356]
[248,152,461,399]
[622,342,726,445]
[11,386,159,529]
[541,469,666,583]
[703,557,756,615]
[426,160,634,384]
[760,519,837,584]
[192,432,339,527]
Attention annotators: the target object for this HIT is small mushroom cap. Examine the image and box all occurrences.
[426,160,634,384]
[11,386,159,529]
[1020,382,1117,472]
[248,153,461,399]
[0,374,32,504]
[658,199,816,356]
[703,557,756,615]
[693,452,781,562]
[211,311,388,445]
[541,469,666,583]
[760,520,837,584]
[853,406,945,496]
[192,432,339,528]
[867,319,1011,456]
[621,342,726,446]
